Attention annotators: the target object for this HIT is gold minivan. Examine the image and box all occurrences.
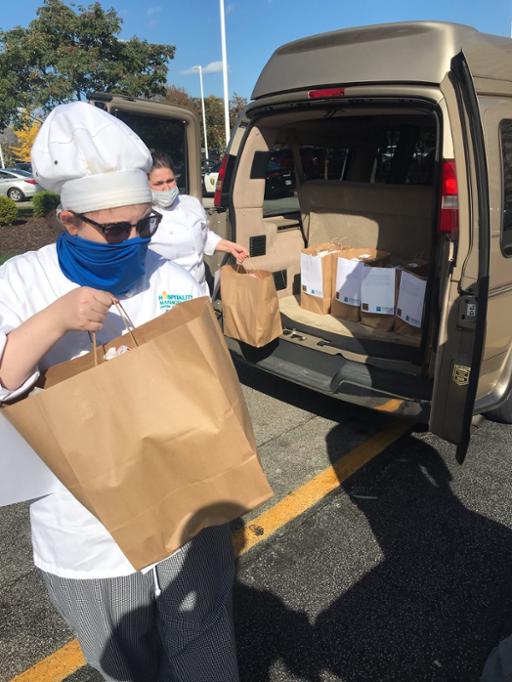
[91,21,512,462]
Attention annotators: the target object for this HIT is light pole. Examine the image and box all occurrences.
[193,65,209,161]
[219,0,230,147]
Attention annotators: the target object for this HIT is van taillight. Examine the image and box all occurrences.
[214,154,229,208]
[308,87,345,99]
[439,159,459,234]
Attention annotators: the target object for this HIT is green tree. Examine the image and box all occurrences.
[205,95,226,153]
[0,0,175,128]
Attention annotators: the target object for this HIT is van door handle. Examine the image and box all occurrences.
[457,295,478,329]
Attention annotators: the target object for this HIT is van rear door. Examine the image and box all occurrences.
[88,93,203,199]
[429,53,490,463]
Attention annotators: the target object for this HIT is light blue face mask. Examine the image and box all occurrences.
[151,186,179,208]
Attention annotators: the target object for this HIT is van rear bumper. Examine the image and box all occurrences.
[225,336,431,420]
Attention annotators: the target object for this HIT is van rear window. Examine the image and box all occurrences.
[112,110,188,193]
[500,120,512,257]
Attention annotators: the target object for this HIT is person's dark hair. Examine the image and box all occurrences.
[150,150,175,174]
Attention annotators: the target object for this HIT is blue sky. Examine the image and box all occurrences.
[2,1,511,101]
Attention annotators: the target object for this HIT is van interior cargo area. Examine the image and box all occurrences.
[279,295,420,347]
[227,104,439,364]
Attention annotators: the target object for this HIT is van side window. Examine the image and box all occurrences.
[500,120,512,257]
[262,120,434,216]
[405,128,436,185]
[373,130,400,183]
[263,146,297,216]
[372,124,435,185]
[262,144,350,217]
[300,145,350,182]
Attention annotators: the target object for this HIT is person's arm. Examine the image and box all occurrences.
[214,239,249,263]
[196,197,248,263]
[0,287,116,392]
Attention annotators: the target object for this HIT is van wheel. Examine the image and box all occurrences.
[485,393,512,424]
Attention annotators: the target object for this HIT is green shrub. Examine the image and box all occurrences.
[32,191,60,218]
[0,196,18,225]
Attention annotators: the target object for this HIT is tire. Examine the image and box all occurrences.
[7,187,24,202]
[485,391,512,424]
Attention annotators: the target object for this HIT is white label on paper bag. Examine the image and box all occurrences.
[396,271,427,328]
[361,267,396,315]
[0,411,61,506]
[335,258,364,307]
[301,252,325,298]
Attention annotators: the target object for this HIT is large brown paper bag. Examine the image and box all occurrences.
[220,264,283,347]
[3,297,273,570]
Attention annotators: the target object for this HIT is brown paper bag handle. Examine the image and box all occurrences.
[90,302,138,367]
[115,302,138,346]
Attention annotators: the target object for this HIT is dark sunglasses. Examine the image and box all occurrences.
[73,211,163,239]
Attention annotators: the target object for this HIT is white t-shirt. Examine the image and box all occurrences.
[149,194,222,297]
[0,244,202,579]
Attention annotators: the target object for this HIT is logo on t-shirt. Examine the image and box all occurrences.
[158,291,193,311]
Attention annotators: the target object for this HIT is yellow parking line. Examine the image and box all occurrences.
[374,398,404,413]
[232,417,410,554]
[10,418,410,682]
[10,640,85,682]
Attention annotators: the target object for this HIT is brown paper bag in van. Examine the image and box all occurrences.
[300,242,341,315]
[360,265,397,332]
[3,297,273,570]
[220,264,283,347]
[331,248,390,322]
[394,264,428,340]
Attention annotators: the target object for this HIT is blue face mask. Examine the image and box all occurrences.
[56,231,150,296]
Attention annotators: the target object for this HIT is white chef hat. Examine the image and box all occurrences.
[31,101,152,213]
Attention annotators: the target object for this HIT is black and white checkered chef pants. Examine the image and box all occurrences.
[41,524,239,682]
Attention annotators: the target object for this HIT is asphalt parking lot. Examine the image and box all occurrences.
[3,361,512,681]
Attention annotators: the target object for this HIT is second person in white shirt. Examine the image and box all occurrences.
[148,151,249,296]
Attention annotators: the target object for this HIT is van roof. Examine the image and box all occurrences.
[252,21,512,100]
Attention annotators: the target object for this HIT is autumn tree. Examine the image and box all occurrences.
[229,93,248,128]
[164,87,249,156]
[164,88,225,154]
[164,86,200,116]
[0,0,175,129]
[9,120,41,162]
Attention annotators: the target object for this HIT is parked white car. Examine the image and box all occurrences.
[0,168,41,202]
